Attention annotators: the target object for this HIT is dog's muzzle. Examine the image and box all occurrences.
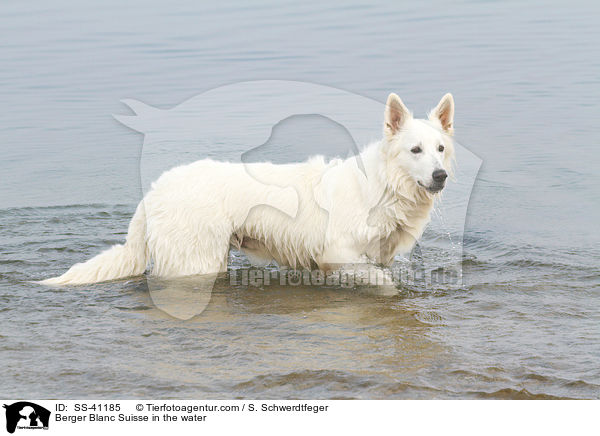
[420,169,448,193]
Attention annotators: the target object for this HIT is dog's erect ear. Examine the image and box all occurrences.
[430,93,454,135]
[384,93,411,137]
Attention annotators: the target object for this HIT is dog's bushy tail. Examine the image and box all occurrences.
[41,202,148,286]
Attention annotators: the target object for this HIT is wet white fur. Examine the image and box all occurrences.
[42,93,455,285]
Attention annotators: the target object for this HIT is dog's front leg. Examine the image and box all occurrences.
[316,245,366,274]
[317,245,396,289]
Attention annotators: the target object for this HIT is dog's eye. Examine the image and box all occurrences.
[411,146,422,154]
[438,144,445,152]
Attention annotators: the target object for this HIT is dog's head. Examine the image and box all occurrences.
[382,93,455,196]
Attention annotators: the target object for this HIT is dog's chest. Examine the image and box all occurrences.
[364,225,408,266]
[362,201,431,265]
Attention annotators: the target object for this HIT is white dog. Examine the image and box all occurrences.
[43,93,455,285]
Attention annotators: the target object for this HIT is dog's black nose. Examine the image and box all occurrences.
[432,169,448,183]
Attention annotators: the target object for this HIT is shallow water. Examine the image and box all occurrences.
[1,1,599,399]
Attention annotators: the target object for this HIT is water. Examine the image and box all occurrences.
[1,0,599,399]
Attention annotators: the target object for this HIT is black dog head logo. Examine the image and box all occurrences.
[3,402,50,434]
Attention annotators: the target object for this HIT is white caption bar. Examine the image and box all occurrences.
[0,400,595,435]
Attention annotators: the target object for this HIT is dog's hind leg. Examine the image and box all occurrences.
[146,218,232,278]
[142,221,231,319]
[144,225,231,319]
